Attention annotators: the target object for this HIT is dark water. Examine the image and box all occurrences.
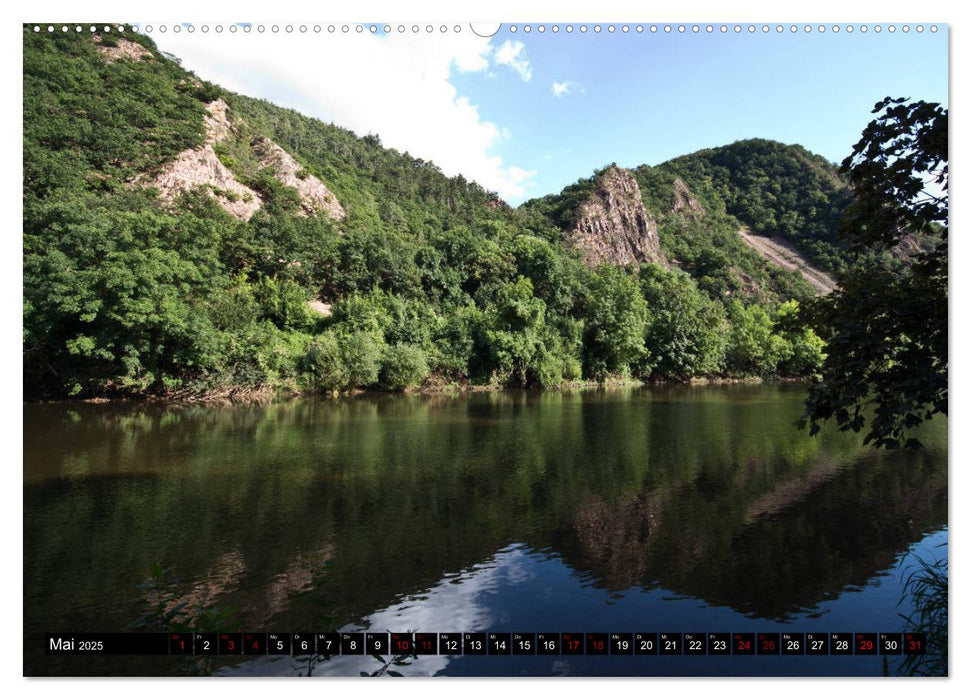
[23,384,947,676]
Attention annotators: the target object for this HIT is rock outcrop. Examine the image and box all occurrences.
[670,177,704,215]
[138,99,344,223]
[203,98,233,145]
[145,146,263,221]
[307,299,333,317]
[138,100,262,221]
[568,165,665,267]
[253,138,345,220]
[94,37,151,63]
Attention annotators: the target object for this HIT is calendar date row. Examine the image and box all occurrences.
[47,631,926,656]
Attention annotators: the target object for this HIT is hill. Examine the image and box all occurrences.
[658,138,853,274]
[523,139,851,303]
[23,29,827,398]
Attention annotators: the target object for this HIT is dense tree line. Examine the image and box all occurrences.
[23,30,828,399]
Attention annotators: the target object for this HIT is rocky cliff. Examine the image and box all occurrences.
[568,165,666,267]
[138,98,344,222]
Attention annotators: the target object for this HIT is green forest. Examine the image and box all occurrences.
[24,29,850,400]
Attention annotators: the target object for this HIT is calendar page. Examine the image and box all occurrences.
[23,18,948,679]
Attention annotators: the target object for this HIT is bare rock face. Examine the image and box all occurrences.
[138,100,262,221]
[569,165,665,267]
[671,177,704,215]
[203,98,233,145]
[253,138,346,220]
[737,227,836,295]
[144,146,262,221]
[94,37,151,63]
[891,232,923,258]
[307,299,333,317]
[138,99,344,223]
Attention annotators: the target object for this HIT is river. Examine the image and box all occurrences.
[23,384,947,676]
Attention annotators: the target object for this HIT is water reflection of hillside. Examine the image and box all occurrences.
[550,449,946,619]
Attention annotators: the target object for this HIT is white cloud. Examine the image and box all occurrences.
[507,165,537,191]
[493,40,532,82]
[551,80,584,98]
[151,29,533,200]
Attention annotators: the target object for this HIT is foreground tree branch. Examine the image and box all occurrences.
[801,98,948,448]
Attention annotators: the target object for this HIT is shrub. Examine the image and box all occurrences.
[256,277,317,332]
[639,264,728,380]
[582,266,649,379]
[300,331,346,390]
[725,300,788,377]
[341,330,383,388]
[380,343,429,390]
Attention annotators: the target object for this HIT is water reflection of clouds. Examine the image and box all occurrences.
[220,543,536,677]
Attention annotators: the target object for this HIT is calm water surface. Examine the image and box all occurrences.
[23,384,947,676]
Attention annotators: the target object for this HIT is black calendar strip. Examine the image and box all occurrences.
[46,631,925,656]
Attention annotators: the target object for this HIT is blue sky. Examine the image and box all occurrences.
[152,23,948,205]
[455,25,949,203]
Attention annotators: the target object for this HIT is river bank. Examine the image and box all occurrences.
[24,374,815,406]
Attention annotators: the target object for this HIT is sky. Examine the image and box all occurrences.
[149,23,948,205]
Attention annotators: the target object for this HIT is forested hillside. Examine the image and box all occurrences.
[658,139,853,274]
[23,29,832,399]
[525,140,852,300]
